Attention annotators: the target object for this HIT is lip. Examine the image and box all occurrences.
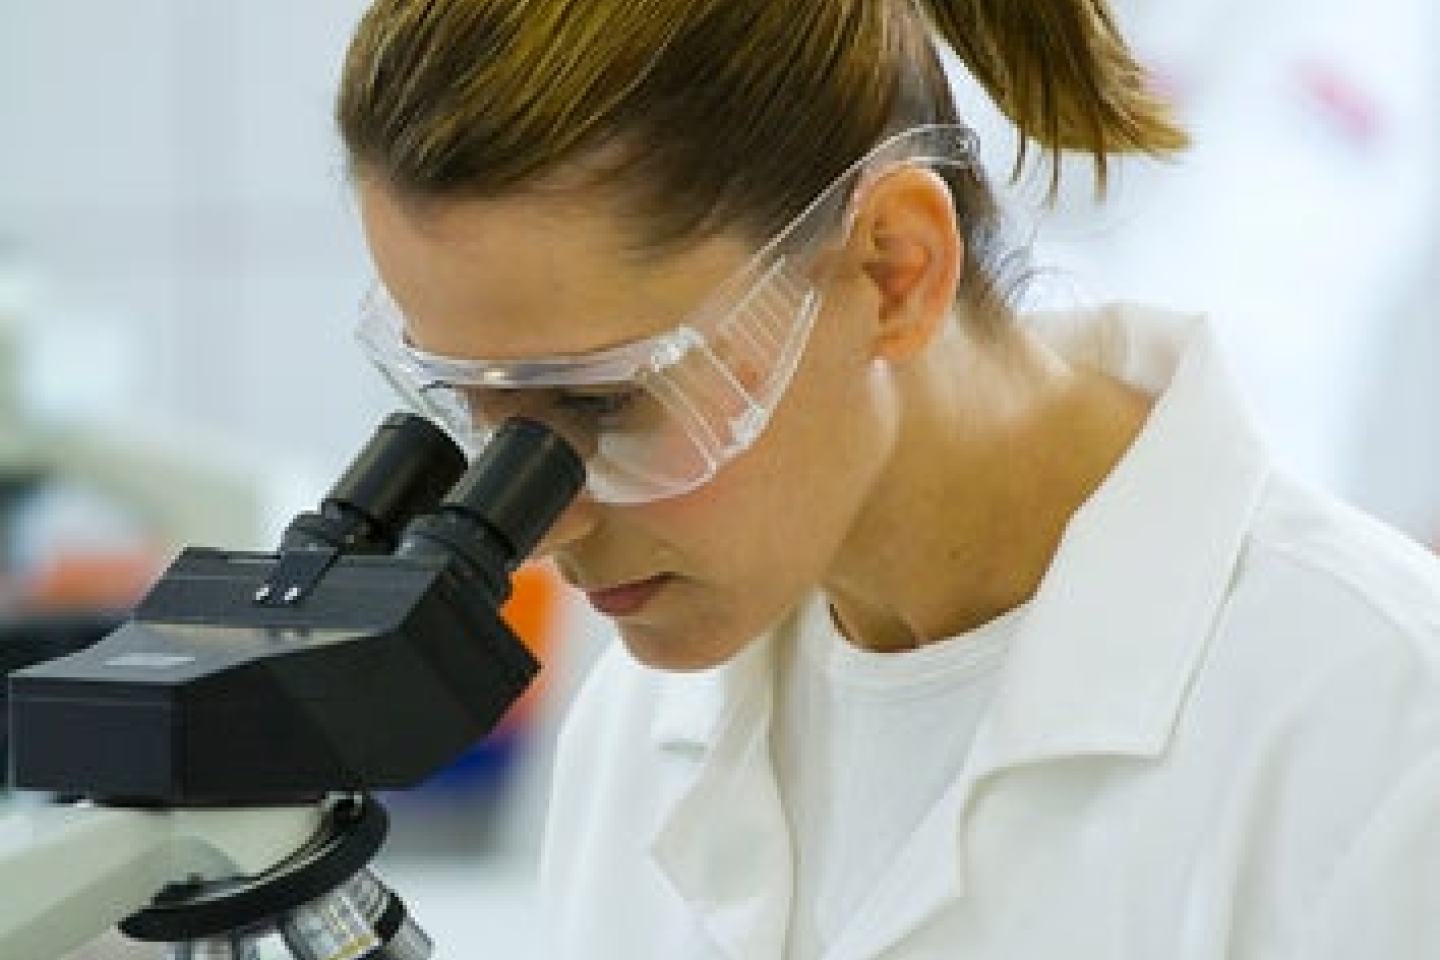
[585,574,673,617]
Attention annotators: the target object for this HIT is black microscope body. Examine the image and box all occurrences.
[8,412,581,805]
[2,413,582,953]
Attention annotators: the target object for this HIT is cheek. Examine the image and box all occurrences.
[607,363,888,669]
[640,356,883,572]
[622,297,890,583]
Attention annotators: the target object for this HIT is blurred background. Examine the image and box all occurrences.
[0,0,1435,956]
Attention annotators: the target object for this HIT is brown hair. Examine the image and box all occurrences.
[337,0,1187,321]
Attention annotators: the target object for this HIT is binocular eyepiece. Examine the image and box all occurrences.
[281,412,584,607]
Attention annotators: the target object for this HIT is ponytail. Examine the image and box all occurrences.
[915,0,1189,194]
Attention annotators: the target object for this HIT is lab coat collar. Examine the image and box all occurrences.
[967,305,1269,775]
[646,305,1270,956]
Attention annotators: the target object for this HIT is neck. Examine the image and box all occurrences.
[822,322,1154,652]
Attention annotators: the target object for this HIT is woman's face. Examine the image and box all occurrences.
[359,181,897,671]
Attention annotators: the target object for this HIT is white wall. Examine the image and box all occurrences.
[0,1,390,484]
[951,0,1440,541]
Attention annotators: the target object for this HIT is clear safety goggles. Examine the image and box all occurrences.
[357,124,978,504]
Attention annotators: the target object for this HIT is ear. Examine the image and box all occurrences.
[845,167,963,362]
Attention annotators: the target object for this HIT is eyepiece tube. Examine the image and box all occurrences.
[399,419,585,603]
[440,418,585,562]
[284,414,468,553]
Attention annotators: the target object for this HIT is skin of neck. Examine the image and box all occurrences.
[821,314,1155,652]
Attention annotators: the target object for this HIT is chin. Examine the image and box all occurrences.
[616,621,742,673]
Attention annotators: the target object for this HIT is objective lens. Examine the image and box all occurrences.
[165,939,261,960]
[278,869,431,960]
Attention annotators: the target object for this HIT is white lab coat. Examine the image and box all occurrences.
[539,303,1440,959]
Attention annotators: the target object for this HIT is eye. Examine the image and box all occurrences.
[553,388,640,419]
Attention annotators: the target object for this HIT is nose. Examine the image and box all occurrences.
[532,491,601,561]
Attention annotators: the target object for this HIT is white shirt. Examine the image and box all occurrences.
[539,302,1440,959]
[773,597,1020,960]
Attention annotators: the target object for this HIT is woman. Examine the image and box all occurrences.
[336,1,1440,957]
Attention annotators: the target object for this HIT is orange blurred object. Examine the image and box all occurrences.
[497,560,567,730]
[20,547,168,613]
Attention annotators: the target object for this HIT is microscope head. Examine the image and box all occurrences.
[6,413,584,805]
[0,413,582,960]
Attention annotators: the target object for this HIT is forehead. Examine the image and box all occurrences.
[358,181,752,361]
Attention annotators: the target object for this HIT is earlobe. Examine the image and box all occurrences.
[852,168,962,363]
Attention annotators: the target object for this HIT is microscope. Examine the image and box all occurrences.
[0,412,583,958]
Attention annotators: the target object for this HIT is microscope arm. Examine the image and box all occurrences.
[0,798,321,958]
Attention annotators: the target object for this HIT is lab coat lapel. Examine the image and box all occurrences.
[649,630,793,960]
[822,772,973,960]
